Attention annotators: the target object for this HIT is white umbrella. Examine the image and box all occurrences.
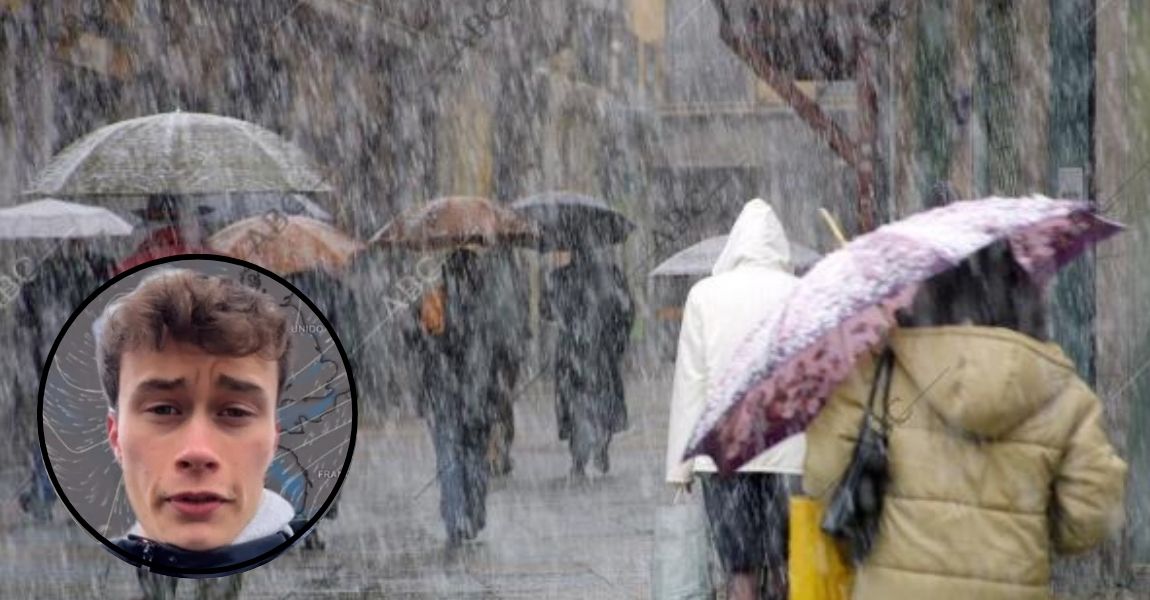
[0,199,137,239]
[648,235,822,278]
[24,111,331,198]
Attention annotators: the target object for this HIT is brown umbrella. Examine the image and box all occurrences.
[369,196,539,251]
[208,214,363,275]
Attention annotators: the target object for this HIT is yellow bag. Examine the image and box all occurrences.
[789,496,854,600]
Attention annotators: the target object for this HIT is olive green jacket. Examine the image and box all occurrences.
[805,326,1127,600]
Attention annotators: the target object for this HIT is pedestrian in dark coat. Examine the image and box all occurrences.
[542,245,634,477]
[414,247,502,543]
[14,242,111,522]
[484,247,530,476]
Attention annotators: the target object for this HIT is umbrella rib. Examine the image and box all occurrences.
[29,120,126,196]
[239,125,324,193]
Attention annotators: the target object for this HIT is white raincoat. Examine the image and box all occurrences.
[665,199,806,483]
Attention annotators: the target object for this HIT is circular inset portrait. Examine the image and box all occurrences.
[37,255,357,578]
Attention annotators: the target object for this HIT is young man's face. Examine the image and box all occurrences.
[107,338,280,551]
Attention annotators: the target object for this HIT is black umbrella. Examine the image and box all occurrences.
[510,191,635,250]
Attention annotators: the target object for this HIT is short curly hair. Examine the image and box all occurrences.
[94,268,291,409]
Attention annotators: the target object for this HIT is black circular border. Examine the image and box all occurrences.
[35,254,359,579]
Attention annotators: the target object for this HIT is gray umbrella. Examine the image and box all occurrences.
[0,198,138,239]
[23,111,331,198]
[648,235,822,278]
[511,191,635,250]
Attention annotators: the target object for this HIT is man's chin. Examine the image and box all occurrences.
[154,525,236,552]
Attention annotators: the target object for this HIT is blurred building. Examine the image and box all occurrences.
[1099,0,1150,587]
[0,0,858,414]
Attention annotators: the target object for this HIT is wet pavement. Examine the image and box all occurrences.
[0,365,676,599]
[1,363,1142,599]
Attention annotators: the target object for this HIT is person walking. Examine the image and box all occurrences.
[665,199,805,600]
[543,243,634,478]
[803,240,1128,600]
[483,247,529,477]
[115,195,213,274]
[414,247,502,544]
[14,241,111,522]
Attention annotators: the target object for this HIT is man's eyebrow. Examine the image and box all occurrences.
[214,374,268,397]
[133,378,188,393]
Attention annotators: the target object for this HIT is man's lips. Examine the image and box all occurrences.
[165,492,232,519]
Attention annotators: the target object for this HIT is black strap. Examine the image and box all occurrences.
[864,348,895,436]
[117,530,292,571]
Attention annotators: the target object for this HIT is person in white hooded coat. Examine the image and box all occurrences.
[665,199,804,600]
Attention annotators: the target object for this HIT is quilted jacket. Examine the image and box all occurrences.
[804,326,1127,600]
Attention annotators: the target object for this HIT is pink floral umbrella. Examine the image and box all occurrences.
[685,196,1124,474]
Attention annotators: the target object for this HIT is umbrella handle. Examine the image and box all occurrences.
[818,208,849,248]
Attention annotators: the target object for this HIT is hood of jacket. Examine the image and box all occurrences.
[711,199,791,276]
[890,326,1077,439]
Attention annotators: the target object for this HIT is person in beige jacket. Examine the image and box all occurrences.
[666,199,805,600]
[804,242,1127,600]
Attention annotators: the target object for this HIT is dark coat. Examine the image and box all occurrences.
[13,250,111,451]
[542,252,635,437]
[18,250,111,370]
[482,249,530,390]
[413,250,509,427]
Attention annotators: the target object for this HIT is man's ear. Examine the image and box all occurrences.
[107,410,121,463]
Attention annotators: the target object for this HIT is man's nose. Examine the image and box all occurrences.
[174,416,221,473]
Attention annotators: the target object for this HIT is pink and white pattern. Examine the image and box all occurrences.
[685,196,1124,474]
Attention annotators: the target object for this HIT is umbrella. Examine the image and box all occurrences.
[370,196,539,250]
[24,111,331,198]
[685,196,1124,473]
[511,191,634,250]
[208,214,363,275]
[648,235,822,278]
[0,198,137,239]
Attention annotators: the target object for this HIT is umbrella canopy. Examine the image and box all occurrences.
[370,196,539,251]
[511,191,634,250]
[685,196,1123,473]
[208,214,363,275]
[648,235,822,278]
[0,198,137,239]
[24,111,331,198]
